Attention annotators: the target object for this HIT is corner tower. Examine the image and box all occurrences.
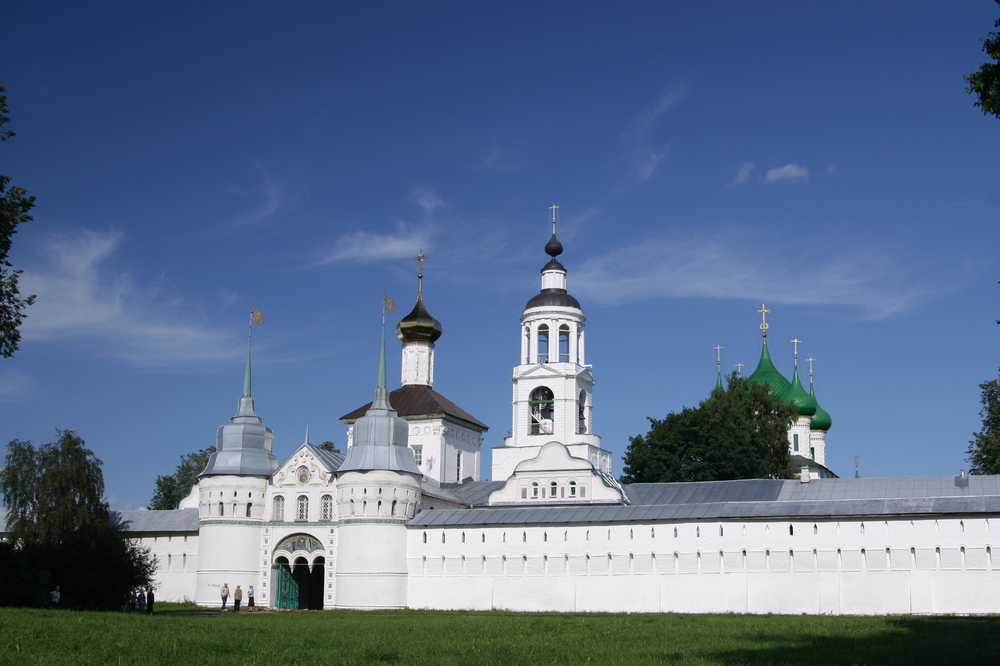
[491,204,609,481]
[334,304,422,609]
[195,310,277,607]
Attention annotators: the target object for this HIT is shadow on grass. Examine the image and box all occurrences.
[704,616,1000,665]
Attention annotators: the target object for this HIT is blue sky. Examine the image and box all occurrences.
[2,2,998,509]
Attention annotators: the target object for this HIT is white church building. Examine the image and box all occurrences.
[109,212,1000,615]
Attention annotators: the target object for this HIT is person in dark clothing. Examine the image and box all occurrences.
[146,587,154,614]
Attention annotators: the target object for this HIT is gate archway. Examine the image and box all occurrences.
[271,534,326,609]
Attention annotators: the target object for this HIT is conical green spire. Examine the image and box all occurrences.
[714,370,724,391]
[782,367,817,416]
[242,332,252,398]
[373,302,390,409]
[747,341,791,395]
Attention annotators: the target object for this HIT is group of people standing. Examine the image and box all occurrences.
[127,587,155,613]
[219,583,254,611]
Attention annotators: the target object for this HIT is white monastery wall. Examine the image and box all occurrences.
[136,534,199,602]
[407,516,1000,614]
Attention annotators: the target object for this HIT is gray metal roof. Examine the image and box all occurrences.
[410,474,1000,527]
[117,509,200,533]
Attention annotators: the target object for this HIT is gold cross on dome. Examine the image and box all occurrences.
[548,203,559,235]
[416,250,426,296]
[757,304,770,337]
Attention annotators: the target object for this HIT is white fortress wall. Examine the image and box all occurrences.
[134,533,199,602]
[407,516,1000,614]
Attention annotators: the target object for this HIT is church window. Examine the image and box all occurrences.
[482,532,486,543]
[321,495,333,521]
[569,481,577,497]
[522,531,527,543]
[696,526,700,538]
[412,446,422,466]
[349,499,355,516]
[422,532,427,544]
[182,553,187,569]
[456,451,462,482]
[461,532,466,543]
[810,446,815,460]
[537,325,549,363]
[793,434,799,452]
[296,495,309,521]
[531,482,539,498]
[789,524,794,536]
[558,325,570,362]
[245,502,252,518]
[577,391,588,434]
[550,481,558,497]
[673,527,678,538]
[719,525,724,537]
[529,387,554,435]
[391,500,397,516]
[273,496,285,521]
[218,502,224,517]
[442,532,446,543]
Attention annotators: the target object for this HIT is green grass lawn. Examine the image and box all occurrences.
[1,607,998,665]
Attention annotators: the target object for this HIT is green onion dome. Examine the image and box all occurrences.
[781,369,817,417]
[810,388,832,431]
[747,342,791,396]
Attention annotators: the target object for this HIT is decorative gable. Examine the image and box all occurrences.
[272,444,335,488]
[487,441,626,506]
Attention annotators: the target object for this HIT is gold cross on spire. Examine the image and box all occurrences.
[416,249,426,297]
[548,203,559,235]
[757,303,770,338]
[790,337,802,368]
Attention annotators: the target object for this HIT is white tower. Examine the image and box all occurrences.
[195,310,277,607]
[334,305,422,609]
[491,205,610,481]
[397,251,441,387]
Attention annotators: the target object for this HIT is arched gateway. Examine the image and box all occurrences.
[271,534,325,609]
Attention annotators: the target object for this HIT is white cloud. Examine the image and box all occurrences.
[623,87,683,184]
[765,163,810,184]
[572,233,928,320]
[319,225,432,265]
[234,164,284,225]
[0,368,33,401]
[731,162,756,185]
[412,188,446,213]
[20,230,237,365]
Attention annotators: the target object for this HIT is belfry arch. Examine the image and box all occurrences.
[271,533,325,609]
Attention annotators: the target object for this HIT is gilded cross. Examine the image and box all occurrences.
[790,337,802,359]
[416,250,426,296]
[757,303,770,337]
[548,203,559,235]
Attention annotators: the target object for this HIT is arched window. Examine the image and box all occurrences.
[550,481,558,498]
[218,502,224,516]
[321,495,333,521]
[537,324,549,363]
[529,386,554,435]
[273,496,285,521]
[296,495,309,521]
[558,325,570,362]
[577,390,588,434]
[245,502,252,518]
[569,480,577,497]
[531,482,539,499]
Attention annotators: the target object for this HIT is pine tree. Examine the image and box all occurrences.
[968,374,1000,474]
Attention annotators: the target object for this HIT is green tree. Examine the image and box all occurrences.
[0,84,37,357]
[967,373,1000,474]
[621,375,794,483]
[0,431,154,608]
[967,1,1000,118]
[149,446,214,510]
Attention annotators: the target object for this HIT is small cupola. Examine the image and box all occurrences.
[396,251,442,344]
[525,204,581,311]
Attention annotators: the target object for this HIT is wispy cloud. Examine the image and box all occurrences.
[765,163,810,184]
[20,230,237,365]
[731,162,756,185]
[319,224,432,265]
[412,188,446,214]
[572,232,929,320]
[623,88,684,184]
[233,164,284,225]
[0,368,33,401]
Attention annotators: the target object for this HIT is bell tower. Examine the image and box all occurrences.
[491,205,609,481]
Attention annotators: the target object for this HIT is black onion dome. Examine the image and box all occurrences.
[544,233,563,257]
[396,296,442,343]
[525,288,581,310]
